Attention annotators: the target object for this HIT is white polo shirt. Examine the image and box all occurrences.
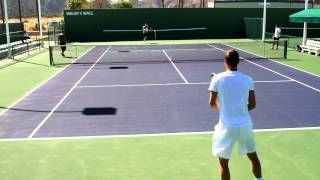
[274,27,281,38]
[209,71,254,128]
[142,25,149,33]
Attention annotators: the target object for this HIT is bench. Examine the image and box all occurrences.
[300,39,320,56]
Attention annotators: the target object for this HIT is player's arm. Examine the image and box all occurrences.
[248,90,256,111]
[209,91,220,111]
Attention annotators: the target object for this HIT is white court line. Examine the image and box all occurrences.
[207,44,320,93]
[0,47,95,117]
[223,43,320,79]
[162,50,189,84]
[27,46,112,139]
[1,126,319,142]
[76,80,294,89]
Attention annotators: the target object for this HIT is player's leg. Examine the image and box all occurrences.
[213,125,236,180]
[218,157,230,180]
[238,126,263,179]
[61,46,66,57]
[247,152,262,179]
[272,40,275,49]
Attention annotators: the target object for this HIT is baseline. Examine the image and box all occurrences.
[76,80,294,89]
[1,126,319,142]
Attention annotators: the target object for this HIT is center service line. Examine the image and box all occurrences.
[162,49,189,84]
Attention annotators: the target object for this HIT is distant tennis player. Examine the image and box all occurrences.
[142,23,150,41]
[58,30,66,57]
[208,49,263,180]
[272,24,281,50]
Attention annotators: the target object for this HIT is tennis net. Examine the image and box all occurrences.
[266,27,320,50]
[49,45,93,66]
[102,28,207,41]
[49,41,287,66]
[224,40,287,60]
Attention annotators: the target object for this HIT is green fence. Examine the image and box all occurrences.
[64,8,320,42]
[0,23,24,44]
[48,22,65,45]
[213,1,314,8]
[244,18,262,39]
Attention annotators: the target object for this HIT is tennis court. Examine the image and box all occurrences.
[0,41,319,179]
[0,42,319,139]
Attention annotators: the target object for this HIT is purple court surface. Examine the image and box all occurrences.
[0,43,319,139]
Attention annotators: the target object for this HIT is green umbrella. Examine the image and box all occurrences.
[290,9,320,24]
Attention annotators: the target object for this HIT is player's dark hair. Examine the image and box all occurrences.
[224,49,239,67]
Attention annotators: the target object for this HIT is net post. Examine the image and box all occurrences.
[284,40,288,59]
[49,46,54,66]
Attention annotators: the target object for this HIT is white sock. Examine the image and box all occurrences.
[256,178,263,180]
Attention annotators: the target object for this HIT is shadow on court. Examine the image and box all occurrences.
[83,107,117,115]
[0,106,117,116]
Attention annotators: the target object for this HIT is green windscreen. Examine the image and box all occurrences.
[244,18,262,39]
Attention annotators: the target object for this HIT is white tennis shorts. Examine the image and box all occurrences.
[212,124,256,159]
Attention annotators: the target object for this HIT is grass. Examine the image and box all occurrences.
[281,49,320,75]
[0,129,319,180]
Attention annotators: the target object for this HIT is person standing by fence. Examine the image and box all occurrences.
[58,30,66,57]
[142,23,150,42]
[272,24,281,50]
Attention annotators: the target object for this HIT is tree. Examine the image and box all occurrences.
[113,0,133,8]
[88,0,112,8]
[66,0,88,10]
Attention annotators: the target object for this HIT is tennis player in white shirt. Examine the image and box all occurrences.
[208,49,262,180]
[272,24,281,50]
